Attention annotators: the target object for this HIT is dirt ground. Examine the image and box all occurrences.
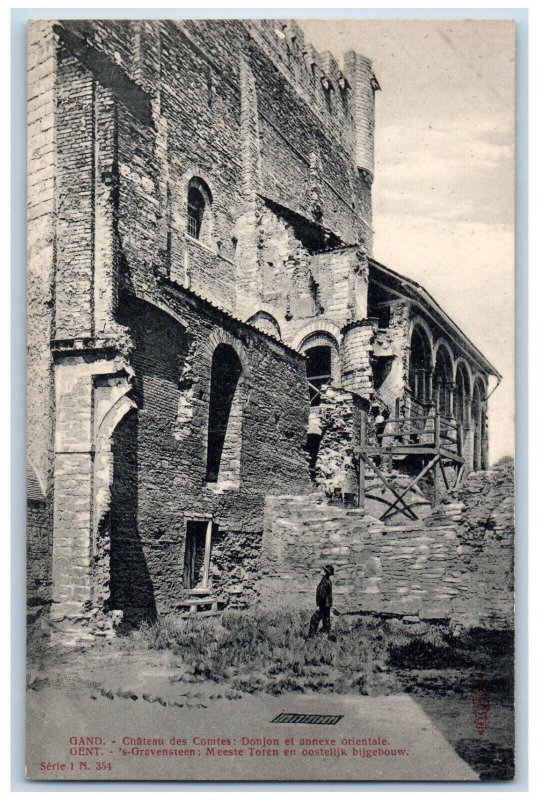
[26,613,514,783]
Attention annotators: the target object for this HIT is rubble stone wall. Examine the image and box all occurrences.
[314,385,366,498]
[27,499,53,610]
[259,460,514,628]
[259,496,470,619]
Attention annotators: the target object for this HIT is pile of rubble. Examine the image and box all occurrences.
[451,457,515,551]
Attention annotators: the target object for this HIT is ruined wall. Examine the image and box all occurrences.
[372,300,411,413]
[27,464,53,610]
[314,385,366,499]
[259,488,513,628]
[434,461,514,626]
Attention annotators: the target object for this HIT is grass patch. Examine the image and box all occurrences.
[110,610,394,694]
[98,611,512,702]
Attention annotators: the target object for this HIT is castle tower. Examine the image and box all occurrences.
[343,50,380,190]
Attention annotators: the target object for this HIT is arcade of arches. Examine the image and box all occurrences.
[408,322,488,471]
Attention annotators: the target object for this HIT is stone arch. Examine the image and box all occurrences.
[293,319,342,351]
[97,393,137,445]
[246,309,282,340]
[433,338,455,372]
[453,357,473,393]
[298,330,341,404]
[408,316,435,355]
[200,329,252,389]
[92,381,138,613]
[408,318,434,405]
[433,340,455,416]
[471,375,488,470]
[138,295,190,333]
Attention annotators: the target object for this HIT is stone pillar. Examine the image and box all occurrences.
[481,399,489,469]
[426,369,434,405]
[235,58,263,319]
[50,353,135,642]
[447,381,456,420]
[463,396,473,469]
[340,318,377,400]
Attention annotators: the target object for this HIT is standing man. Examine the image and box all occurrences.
[308,564,335,637]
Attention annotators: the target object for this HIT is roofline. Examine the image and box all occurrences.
[368,257,502,380]
[160,278,305,359]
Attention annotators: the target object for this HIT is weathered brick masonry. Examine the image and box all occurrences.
[26,19,506,639]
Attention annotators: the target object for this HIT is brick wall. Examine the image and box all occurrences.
[53,19,374,323]
[111,290,311,618]
[27,21,57,496]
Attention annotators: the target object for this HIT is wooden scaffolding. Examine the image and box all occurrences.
[354,405,466,521]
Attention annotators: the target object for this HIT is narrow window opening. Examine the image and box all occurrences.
[187,185,205,240]
[183,520,216,590]
[206,344,243,484]
[306,345,332,406]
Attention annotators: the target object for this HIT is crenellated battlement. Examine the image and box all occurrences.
[246,19,349,92]
[243,20,377,172]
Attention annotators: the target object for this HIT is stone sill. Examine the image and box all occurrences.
[205,480,240,494]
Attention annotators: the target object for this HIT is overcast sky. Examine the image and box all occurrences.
[300,19,515,464]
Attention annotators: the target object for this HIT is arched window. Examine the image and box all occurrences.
[433,345,453,417]
[187,177,212,243]
[206,344,243,485]
[305,345,332,406]
[299,332,339,407]
[246,311,282,340]
[410,326,432,405]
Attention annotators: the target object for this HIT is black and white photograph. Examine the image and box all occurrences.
[25,16,516,782]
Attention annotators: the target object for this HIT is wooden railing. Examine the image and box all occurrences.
[378,413,464,458]
[355,409,466,519]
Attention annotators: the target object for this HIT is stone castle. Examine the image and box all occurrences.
[27,20,505,640]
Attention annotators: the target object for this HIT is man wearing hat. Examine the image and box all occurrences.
[308,564,335,637]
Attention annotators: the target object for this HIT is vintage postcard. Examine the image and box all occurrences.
[26,17,515,782]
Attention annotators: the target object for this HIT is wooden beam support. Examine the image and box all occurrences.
[439,459,450,492]
[359,451,419,520]
[380,454,440,521]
